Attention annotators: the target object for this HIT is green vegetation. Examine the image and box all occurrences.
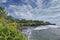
[0,24,27,40]
[16,20,56,26]
[6,16,56,27]
[0,6,27,40]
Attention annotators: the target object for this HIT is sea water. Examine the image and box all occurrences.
[22,25,60,40]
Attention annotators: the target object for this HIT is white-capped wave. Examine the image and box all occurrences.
[33,25,60,30]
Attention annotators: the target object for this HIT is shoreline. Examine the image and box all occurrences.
[17,24,56,31]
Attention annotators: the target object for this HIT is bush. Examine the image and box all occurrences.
[0,24,27,40]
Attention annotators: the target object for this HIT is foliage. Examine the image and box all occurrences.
[16,19,56,26]
[0,6,7,18]
[6,16,16,22]
[0,24,27,40]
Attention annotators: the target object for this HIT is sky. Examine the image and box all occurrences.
[0,0,60,25]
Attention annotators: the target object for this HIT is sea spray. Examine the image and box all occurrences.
[21,27,35,40]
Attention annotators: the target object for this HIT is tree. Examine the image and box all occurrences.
[6,16,16,22]
[0,6,7,18]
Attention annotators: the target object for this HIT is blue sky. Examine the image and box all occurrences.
[0,0,60,25]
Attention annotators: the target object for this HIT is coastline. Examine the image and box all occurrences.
[17,24,56,31]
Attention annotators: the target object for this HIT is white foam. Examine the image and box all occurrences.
[33,25,60,30]
[48,25,60,28]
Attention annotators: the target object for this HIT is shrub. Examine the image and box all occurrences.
[0,24,27,40]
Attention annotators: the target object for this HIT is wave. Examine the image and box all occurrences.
[33,25,60,30]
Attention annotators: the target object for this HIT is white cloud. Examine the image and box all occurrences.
[55,13,60,17]
[8,0,60,20]
[31,0,60,18]
[8,0,60,25]
[8,0,60,19]
[8,5,33,19]
[0,0,7,3]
